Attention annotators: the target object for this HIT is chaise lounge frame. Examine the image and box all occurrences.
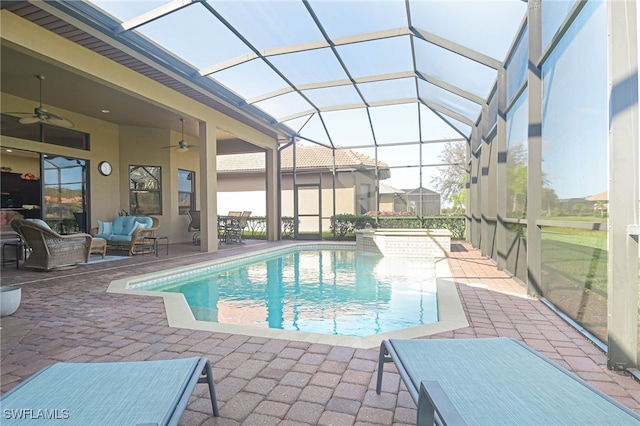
[0,356,219,425]
[376,337,640,426]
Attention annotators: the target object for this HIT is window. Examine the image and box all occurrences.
[129,165,162,215]
[359,183,370,214]
[178,169,195,215]
[1,114,90,150]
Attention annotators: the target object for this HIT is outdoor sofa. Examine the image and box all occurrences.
[92,215,159,256]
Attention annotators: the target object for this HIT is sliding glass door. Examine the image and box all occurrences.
[42,155,88,233]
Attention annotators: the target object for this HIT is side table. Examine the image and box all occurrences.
[2,240,28,269]
[90,238,107,258]
[147,236,169,257]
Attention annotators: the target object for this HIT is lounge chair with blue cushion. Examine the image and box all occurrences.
[376,337,640,426]
[0,357,219,425]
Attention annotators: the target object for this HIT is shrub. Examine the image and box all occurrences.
[243,216,296,239]
[330,214,376,237]
[330,214,466,239]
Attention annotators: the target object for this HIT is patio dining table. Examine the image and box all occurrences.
[217,216,241,244]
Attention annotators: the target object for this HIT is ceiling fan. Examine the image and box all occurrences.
[7,75,74,128]
[163,118,198,153]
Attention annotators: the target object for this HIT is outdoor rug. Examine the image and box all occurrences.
[84,255,130,265]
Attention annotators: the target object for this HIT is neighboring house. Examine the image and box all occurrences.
[378,182,408,213]
[558,191,608,217]
[216,145,390,233]
[585,191,608,217]
[402,187,441,216]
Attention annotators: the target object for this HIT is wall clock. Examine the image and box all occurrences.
[98,161,112,176]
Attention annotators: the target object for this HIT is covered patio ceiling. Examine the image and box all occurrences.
[3,0,528,150]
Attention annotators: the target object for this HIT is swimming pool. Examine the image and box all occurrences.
[108,243,468,348]
[140,248,438,337]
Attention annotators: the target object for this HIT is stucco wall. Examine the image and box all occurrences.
[217,169,375,233]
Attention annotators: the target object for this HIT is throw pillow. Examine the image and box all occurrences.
[128,221,147,236]
[97,220,113,235]
[27,218,52,230]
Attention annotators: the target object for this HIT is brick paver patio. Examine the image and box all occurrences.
[1,241,639,425]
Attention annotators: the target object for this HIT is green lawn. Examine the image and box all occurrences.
[541,227,607,250]
[542,216,607,223]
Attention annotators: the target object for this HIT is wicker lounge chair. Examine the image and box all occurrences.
[376,337,640,425]
[10,218,92,271]
[0,357,219,425]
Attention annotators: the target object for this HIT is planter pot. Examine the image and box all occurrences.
[0,286,21,317]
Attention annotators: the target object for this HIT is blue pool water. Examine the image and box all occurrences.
[145,248,438,337]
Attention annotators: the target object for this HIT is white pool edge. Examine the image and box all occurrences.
[107,242,469,349]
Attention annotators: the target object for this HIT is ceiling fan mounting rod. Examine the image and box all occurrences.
[37,75,44,108]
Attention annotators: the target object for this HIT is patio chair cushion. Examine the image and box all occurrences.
[26,218,51,230]
[94,216,153,241]
[0,211,23,243]
[0,357,219,425]
[96,220,112,235]
[92,216,159,256]
[0,210,22,226]
[377,337,640,425]
[128,221,148,235]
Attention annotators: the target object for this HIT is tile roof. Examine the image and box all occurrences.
[585,191,608,202]
[379,182,405,195]
[217,145,389,173]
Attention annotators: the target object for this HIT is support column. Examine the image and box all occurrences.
[199,120,218,252]
[526,0,543,298]
[480,106,491,257]
[607,0,638,371]
[496,69,508,270]
[465,138,472,243]
[265,146,279,241]
[469,128,480,247]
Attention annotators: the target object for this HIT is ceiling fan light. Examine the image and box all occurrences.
[177,146,189,153]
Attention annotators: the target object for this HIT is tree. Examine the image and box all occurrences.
[506,142,527,217]
[431,141,467,212]
[572,203,588,217]
[541,187,559,216]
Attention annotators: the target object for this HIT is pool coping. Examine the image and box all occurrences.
[107,242,469,349]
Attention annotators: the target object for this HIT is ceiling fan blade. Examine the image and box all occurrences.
[7,76,75,128]
[4,111,32,116]
[45,115,74,129]
[19,116,42,125]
